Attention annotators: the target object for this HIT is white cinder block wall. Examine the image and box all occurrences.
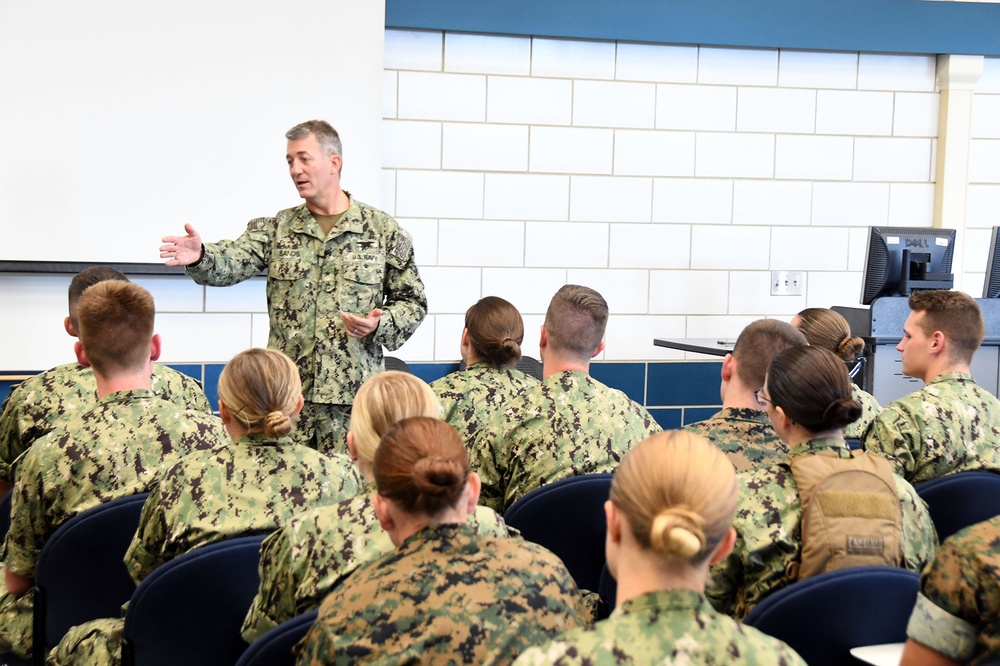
[3,34,999,371]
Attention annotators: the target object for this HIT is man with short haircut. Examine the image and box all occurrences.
[472,285,662,514]
[863,290,1000,483]
[0,281,229,660]
[0,266,212,492]
[683,319,807,473]
[161,119,427,453]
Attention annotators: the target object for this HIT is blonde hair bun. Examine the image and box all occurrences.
[263,410,293,439]
[650,509,706,559]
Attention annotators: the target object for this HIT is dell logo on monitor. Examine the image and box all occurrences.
[905,238,930,248]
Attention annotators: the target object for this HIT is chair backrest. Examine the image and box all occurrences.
[914,470,1000,541]
[32,492,149,660]
[743,565,920,666]
[515,356,543,381]
[503,473,612,592]
[234,610,317,666]
[383,356,410,373]
[120,534,267,666]
[0,490,11,542]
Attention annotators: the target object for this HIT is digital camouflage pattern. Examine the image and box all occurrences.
[682,407,787,473]
[707,437,937,620]
[0,363,212,482]
[186,198,427,408]
[242,484,513,642]
[0,389,227,659]
[847,384,881,440]
[906,515,1000,664]
[295,523,584,666]
[471,371,662,514]
[863,372,1000,483]
[125,434,364,582]
[514,589,807,666]
[430,362,539,450]
[49,433,364,666]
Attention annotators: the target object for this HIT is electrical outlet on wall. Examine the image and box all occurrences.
[771,271,804,296]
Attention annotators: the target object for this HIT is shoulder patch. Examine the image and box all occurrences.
[247,217,274,232]
[390,231,413,262]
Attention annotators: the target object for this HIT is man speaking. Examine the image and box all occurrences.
[161,120,427,453]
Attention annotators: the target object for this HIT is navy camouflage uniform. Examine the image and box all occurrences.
[906,515,1000,664]
[296,523,584,665]
[472,371,662,514]
[430,362,539,450]
[241,482,513,642]
[514,589,807,665]
[863,372,1000,483]
[707,436,938,619]
[0,389,227,659]
[49,433,364,666]
[682,407,787,473]
[0,363,211,483]
[186,198,427,452]
[848,384,880,440]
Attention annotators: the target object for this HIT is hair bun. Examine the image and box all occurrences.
[412,456,465,498]
[836,335,865,361]
[649,508,705,558]
[822,397,863,429]
[263,410,293,438]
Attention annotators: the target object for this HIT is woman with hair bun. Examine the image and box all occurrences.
[431,296,538,448]
[515,430,806,665]
[792,308,881,438]
[708,346,937,620]
[297,417,583,665]
[241,371,513,642]
[51,348,365,666]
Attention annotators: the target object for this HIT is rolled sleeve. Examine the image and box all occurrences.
[906,592,976,661]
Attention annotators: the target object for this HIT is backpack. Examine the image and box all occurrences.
[787,450,903,581]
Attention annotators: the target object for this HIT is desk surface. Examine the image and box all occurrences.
[653,338,735,357]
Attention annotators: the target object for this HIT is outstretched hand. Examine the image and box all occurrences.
[160,224,203,266]
[342,309,383,339]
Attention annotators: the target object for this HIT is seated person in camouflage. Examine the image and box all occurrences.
[863,290,1000,483]
[50,347,363,666]
[708,347,937,619]
[472,285,661,514]
[901,515,1000,665]
[515,430,807,666]
[431,296,539,451]
[296,417,583,665]
[792,307,881,440]
[0,281,228,660]
[683,319,806,473]
[242,371,514,642]
[0,266,212,493]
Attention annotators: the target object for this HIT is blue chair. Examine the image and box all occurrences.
[234,610,317,666]
[120,534,267,666]
[31,492,148,666]
[914,470,1000,541]
[743,566,920,666]
[504,473,613,592]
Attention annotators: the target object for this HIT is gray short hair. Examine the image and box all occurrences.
[286,120,342,158]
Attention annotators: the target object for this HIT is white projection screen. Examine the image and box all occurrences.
[0,1,385,264]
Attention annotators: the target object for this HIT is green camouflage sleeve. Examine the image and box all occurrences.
[906,592,976,661]
[241,527,295,643]
[895,476,938,572]
[862,404,920,479]
[371,223,427,353]
[0,386,23,483]
[186,217,275,287]
[706,530,743,617]
[124,481,172,584]
[468,418,508,515]
[150,366,213,414]
[1,443,51,576]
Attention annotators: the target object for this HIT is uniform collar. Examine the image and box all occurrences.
[787,436,851,460]
[288,195,364,240]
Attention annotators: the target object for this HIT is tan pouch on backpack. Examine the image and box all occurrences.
[787,450,903,581]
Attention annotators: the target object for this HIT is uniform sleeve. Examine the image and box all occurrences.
[468,419,508,515]
[185,217,275,288]
[706,531,744,617]
[372,223,427,352]
[1,445,52,577]
[895,478,938,572]
[124,481,174,584]
[242,526,297,643]
[862,404,920,480]
[0,383,30,483]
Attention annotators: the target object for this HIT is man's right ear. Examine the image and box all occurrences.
[721,353,735,381]
[74,341,90,368]
[64,316,77,338]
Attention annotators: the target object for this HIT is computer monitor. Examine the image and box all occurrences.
[983,227,1000,298]
[860,226,956,305]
